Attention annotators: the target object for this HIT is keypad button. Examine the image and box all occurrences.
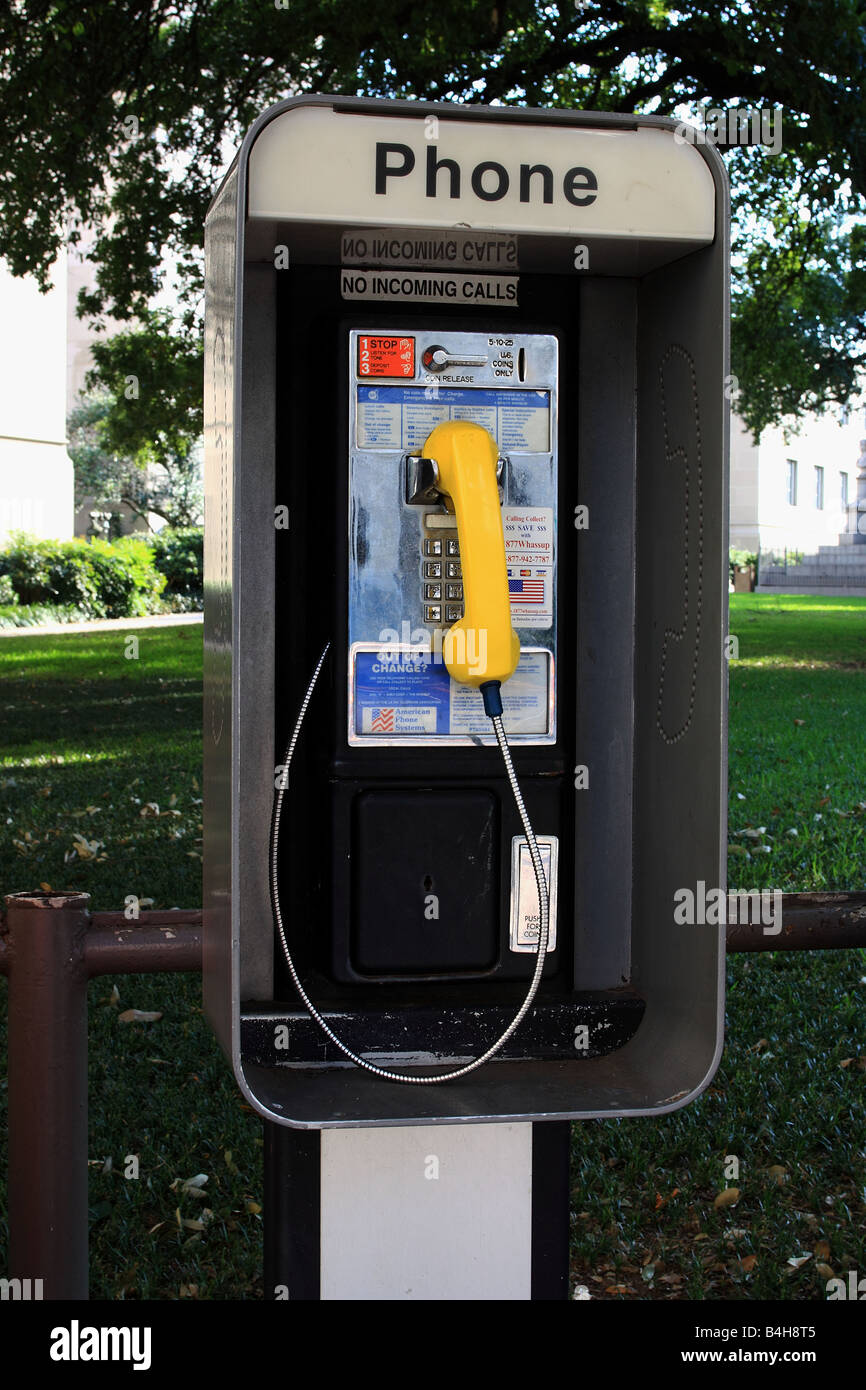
[445,604,463,621]
[424,561,442,578]
[425,583,442,600]
[446,539,460,556]
[424,539,442,556]
[446,583,463,600]
[446,561,461,579]
[424,604,442,623]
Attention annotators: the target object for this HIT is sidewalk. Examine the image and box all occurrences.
[0,612,203,638]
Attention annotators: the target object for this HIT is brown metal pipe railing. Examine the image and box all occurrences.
[726,891,866,951]
[0,892,202,1301]
[0,888,864,1300]
[85,909,203,974]
[4,892,90,1302]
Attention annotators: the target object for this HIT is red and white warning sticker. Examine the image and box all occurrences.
[357,335,415,378]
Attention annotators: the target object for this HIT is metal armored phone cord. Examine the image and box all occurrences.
[270,643,550,1085]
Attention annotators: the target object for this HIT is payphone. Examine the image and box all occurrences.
[270,331,562,1081]
[204,96,730,1127]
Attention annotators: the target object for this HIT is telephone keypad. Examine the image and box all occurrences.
[421,525,464,626]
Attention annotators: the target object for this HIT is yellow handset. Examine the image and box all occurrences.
[422,420,520,690]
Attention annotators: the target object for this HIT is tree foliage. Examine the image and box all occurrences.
[67,309,203,527]
[2,0,865,438]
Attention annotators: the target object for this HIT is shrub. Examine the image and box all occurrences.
[0,532,165,619]
[0,573,16,605]
[729,548,758,585]
[0,602,89,629]
[147,527,203,608]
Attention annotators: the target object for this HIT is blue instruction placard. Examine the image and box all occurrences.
[354,649,452,734]
[356,385,550,453]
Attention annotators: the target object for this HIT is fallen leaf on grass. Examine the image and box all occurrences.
[654,1188,680,1210]
[814,1240,831,1260]
[118,1009,163,1024]
[786,1254,812,1271]
[738,1255,758,1273]
[170,1173,208,1195]
[815,1263,835,1280]
[767,1164,788,1185]
[714,1188,741,1210]
[181,1214,213,1231]
[69,832,105,860]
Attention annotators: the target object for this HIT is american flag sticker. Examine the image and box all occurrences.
[508,576,545,603]
[370,708,394,732]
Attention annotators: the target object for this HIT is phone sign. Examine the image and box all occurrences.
[358,335,415,378]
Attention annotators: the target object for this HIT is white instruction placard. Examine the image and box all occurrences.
[449,649,550,736]
[504,507,554,628]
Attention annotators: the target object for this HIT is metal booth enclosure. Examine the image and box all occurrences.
[204,96,729,1132]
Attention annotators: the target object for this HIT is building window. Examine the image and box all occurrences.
[786,459,798,506]
[815,465,824,510]
[841,471,849,508]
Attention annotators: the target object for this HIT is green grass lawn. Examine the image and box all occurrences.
[727,596,866,891]
[0,596,864,1300]
[0,625,262,1299]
